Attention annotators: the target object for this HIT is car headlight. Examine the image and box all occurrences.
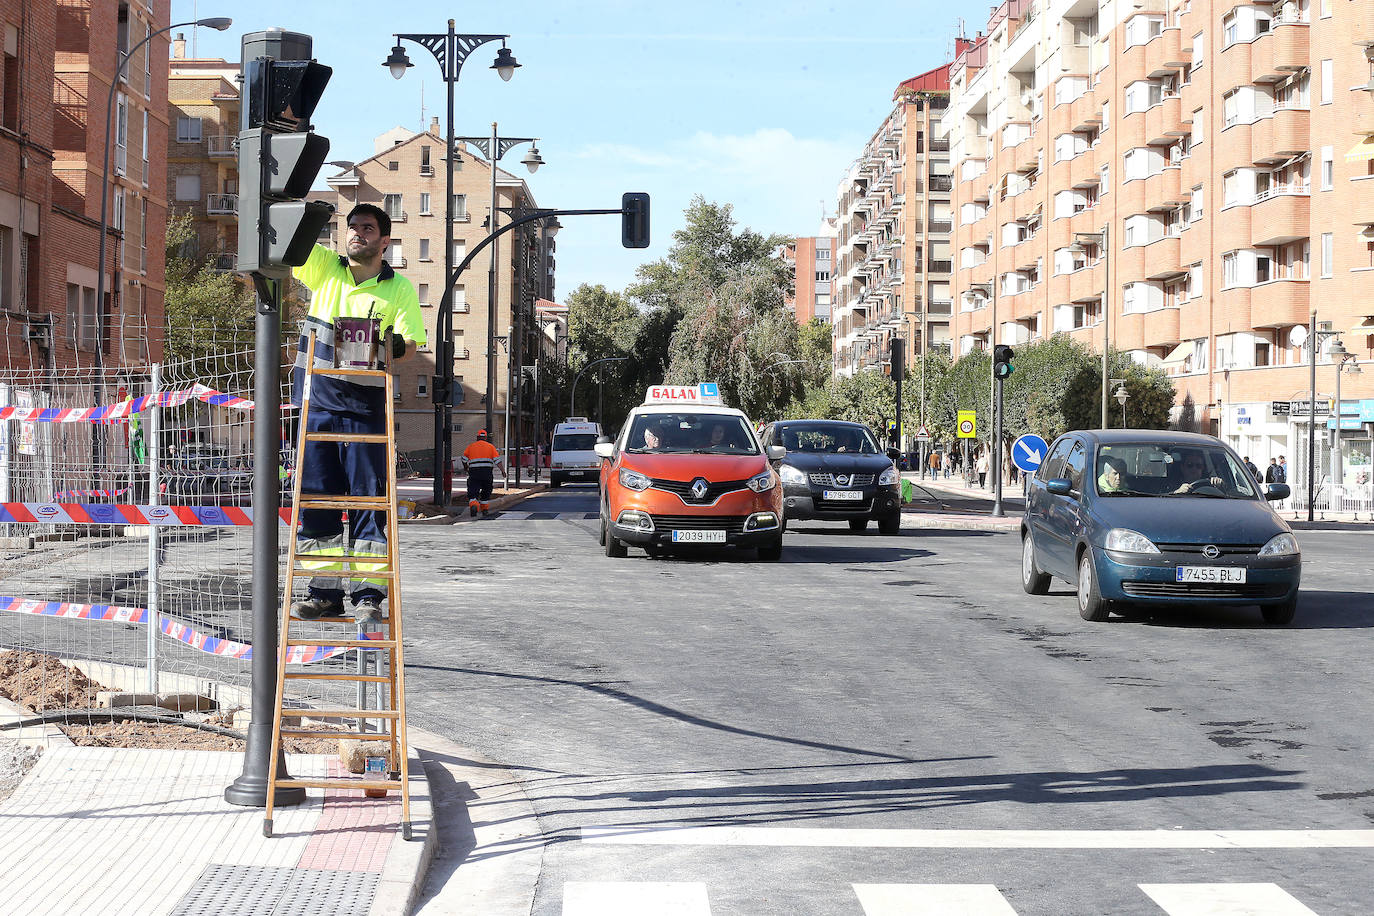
[778,464,806,486]
[878,465,899,486]
[618,468,651,491]
[1104,527,1161,554]
[747,471,776,492]
[1258,532,1300,557]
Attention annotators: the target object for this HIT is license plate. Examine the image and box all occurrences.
[568,470,586,477]
[672,529,726,543]
[1176,566,1247,583]
[823,489,864,500]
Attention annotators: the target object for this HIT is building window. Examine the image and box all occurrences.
[1320,233,1333,277]
[67,283,98,350]
[176,116,202,142]
[418,238,431,261]
[815,270,830,282]
[174,174,200,202]
[383,194,404,220]
[386,240,404,266]
[2,25,18,132]
[418,282,429,306]
[1320,59,1333,104]
[417,376,428,398]
[420,192,431,214]
[1320,146,1333,190]
[453,240,466,264]
[421,146,432,172]
[1222,251,1239,288]
[451,194,468,220]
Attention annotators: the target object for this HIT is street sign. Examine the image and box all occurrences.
[956,410,977,439]
[1011,434,1048,473]
[915,425,931,441]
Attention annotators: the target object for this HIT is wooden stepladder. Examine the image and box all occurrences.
[264,331,413,840]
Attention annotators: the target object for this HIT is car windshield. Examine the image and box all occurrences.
[553,434,597,451]
[1094,443,1260,499]
[625,413,758,454]
[775,424,881,455]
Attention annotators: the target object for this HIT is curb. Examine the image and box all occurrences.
[402,483,549,526]
[902,511,1020,532]
[371,748,438,916]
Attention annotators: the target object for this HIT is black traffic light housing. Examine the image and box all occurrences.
[237,49,335,277]
[622,192,650,248]
[890,337,906,383]
[994,344,1015,380]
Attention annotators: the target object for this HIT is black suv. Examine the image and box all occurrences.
[759,420,902,534]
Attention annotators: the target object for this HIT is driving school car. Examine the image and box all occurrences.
[595,384,786,560]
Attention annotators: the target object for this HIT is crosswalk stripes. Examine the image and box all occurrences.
[563,881,711,916]
[484,511,599,521]
[559,882,1325,914]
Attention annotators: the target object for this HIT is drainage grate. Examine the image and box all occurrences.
[170,865,379,916]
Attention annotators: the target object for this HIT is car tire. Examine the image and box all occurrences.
[550,477,562,488]
[1261,595,1298,626]
[878,513,901,535]
[1021,530,1051,595]
[848,518,868,532]
[1077,548,1111,621]
[602,519,627,558]
[757,539,783,561]
[597,508,607,546]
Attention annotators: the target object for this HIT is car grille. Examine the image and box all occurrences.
[1120,581,1288,599]
[808,472,876,487]
[649,477,750,504]
[649,514,748,533]
[1154,542,1263,556]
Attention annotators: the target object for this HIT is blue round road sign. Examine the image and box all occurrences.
[1011,434,1049,473]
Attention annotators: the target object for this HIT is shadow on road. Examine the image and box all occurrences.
[1029,589,1374,630]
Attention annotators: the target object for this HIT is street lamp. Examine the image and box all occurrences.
[94,16,231,407]
[570,357,628,422]
[1114,383,1130,428]
[1328,339,1362,509]
[1072,228,1111,428]
[384,22,515,506]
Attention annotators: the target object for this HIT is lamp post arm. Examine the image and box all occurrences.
[394,32,506,80]
[446,208,623,288]
[570,357,629,419]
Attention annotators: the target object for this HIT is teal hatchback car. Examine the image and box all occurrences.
[1021,430,1301,625]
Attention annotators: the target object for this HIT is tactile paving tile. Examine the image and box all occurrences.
[169,864,378,916]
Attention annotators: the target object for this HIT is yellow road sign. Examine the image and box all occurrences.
[957,410,977,439]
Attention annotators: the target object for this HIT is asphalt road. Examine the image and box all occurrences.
[400,487,1374,915]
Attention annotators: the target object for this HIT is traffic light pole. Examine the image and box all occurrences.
[991,373,1005,518]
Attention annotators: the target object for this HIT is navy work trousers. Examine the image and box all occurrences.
[298,405,387,604]
[467,467,494,504]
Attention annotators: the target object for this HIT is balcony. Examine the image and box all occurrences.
[927,259,953,274]
[928,220,953,234]
[1268,106,1310,158]
[1117,311,1145,351]
[1146,97,1183,145]
[1070,265,1104,304]
[963,134,990,161]
[1146,29,1183,77]
[1144,165,1183,206]
[1117,245,1148,284]
[209,253,237,272]
[1143,306,1181,347]
[1071,91,1100,132]
[386,210,408,224]
[929,175,953,193]
[1249,189,1310,246]
[386,256,408,268]
[207,135,236,158]
[1352,176,1374,228]
[1250,279,1310,328]
[206,193,237,216]
[420,165,435,177]
[1071,150,1098,188]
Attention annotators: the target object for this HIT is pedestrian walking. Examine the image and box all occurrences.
[1276,455,1288,484]
[976,450,989,488]
[462,430,501,516]
[1265,458,1280,483]
[289,203,426,625]
[1244,456,1259,481]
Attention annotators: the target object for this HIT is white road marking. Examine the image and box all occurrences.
[854,883,1018,915]
[581,826,1374,848]
[1140,883,1320,915]
[563,881,711,915]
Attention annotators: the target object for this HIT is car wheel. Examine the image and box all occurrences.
[1022,530,1051,595]
[878,513,901,535]
[1077,548,1110,622]
[1261,595,1298,626]
[597,509,607,546]
[550,477,562,488]
[757,539,783,561]
[602,520,627,558]
[848,518,868,532]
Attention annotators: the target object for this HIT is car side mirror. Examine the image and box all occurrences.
[766,445,787,461]
[1046,477,1073,496]
[595,435,612,445]
[1264,483,1291,501]
[886,447,900,460]
[593,442,615,460]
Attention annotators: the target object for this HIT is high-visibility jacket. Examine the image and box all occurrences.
[462,439,501,469]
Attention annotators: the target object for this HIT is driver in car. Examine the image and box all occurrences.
[1173,451,1226,493]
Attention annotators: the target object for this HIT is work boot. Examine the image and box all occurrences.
[469,502,478,517]
[291,596,344,620]
[353,596,384,625]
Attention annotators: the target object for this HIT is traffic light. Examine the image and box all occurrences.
[237,34,335,277]
[890,337,906,383]
[994,344,1015,380]
[622,192,650,248]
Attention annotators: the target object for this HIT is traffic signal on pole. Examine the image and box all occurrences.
[994,344,1015,380]
[890,337,906,383]
[621,192,650,248]
[237,50,335,277]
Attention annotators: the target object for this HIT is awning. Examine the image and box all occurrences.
[1349,318,1374,336]
[1161,342,1191,367]
[1346,136,1374,163]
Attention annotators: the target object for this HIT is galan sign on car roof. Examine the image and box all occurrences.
[644,383,723,405]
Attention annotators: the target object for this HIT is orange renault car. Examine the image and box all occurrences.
[595,384,787,560]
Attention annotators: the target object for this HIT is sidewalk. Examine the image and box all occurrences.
[900,473,1023,532]
[398,478,549,525]
[0,726,540,916]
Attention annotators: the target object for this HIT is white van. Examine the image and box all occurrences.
[550,418,603,487]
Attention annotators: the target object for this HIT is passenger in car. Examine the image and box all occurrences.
[1097,456,1129,493]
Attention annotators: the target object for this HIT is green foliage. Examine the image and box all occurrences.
[564,283,642,424]
[163,210,257,386]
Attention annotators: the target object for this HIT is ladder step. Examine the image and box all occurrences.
[300,708,400,719]
[302,432,389,444]
[286,637,396,649]
[310,366,390,378]
[289,568,396,580]
[284,672,391,683]
[273,777,401,791]
[296,497,393,510]
[287,613,393,624]
[279,729,388,740]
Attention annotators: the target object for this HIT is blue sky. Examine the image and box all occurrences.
[172,0,971,297]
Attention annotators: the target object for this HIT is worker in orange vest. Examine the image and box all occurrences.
[461,429,501,517]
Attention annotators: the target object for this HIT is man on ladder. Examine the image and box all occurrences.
[462,429,500,517]
[289,203,425,624]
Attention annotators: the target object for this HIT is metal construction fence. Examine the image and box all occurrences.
[0,326,370,741]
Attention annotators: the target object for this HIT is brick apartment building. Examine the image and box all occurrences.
[833,65,956,377]
[947,0,1374,489]
[1,0,168,373]
[783,218,838,325]
[167,37,239,271]
[318,121,555,460]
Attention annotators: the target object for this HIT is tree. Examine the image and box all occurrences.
[564,283,641,426]
[163,210,258,387]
